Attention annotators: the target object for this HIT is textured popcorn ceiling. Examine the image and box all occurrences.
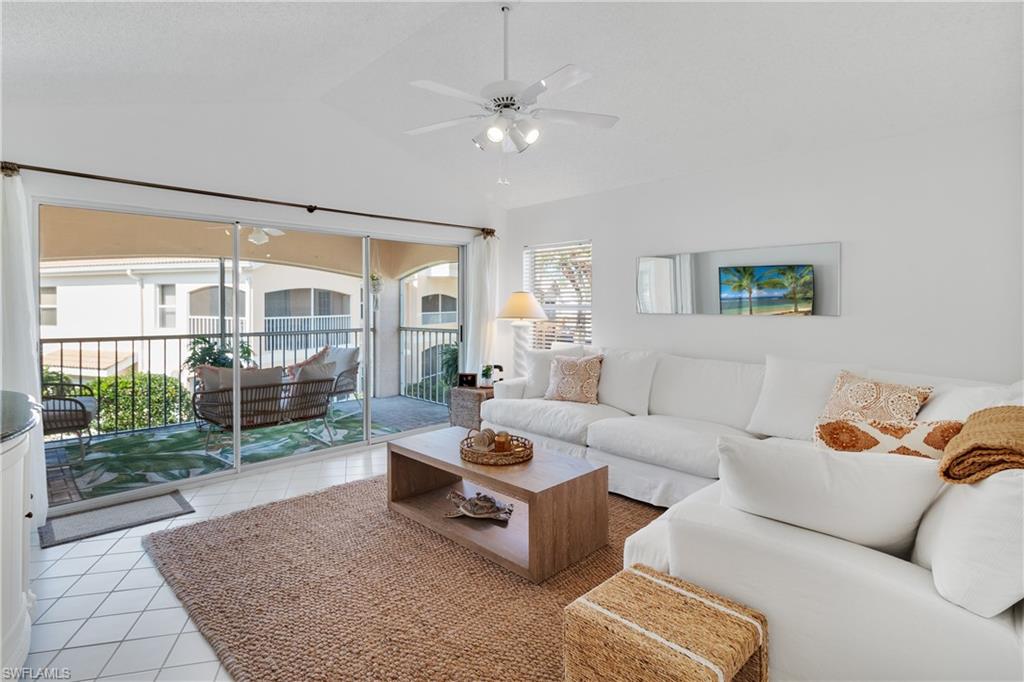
[3,2,1020,217]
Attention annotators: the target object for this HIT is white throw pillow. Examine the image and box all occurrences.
[523,346,585,398]
[911,470,1024,618]
[918,383,1023,422]
[324,346,359,372]
[597,349,660,415]
[718,436,944,555]
[746,355,866,440]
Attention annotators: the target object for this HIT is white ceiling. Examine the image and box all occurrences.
[3,2,1020,222]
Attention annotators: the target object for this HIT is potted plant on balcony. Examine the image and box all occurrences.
[184,337,255,390]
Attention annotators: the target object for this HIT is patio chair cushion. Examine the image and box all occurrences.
[286,362,336,412]
[324,347,359,372]
[200,366,284,390]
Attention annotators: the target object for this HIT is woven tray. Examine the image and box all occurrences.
[460,432,533,466]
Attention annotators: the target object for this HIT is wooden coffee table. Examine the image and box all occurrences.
[387,427,609,583]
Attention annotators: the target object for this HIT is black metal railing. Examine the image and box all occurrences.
[399,326,458,406]
[40,328,362,441]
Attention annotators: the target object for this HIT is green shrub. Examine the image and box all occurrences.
[91,373,193,433]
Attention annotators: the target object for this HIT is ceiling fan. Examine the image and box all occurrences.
[215,225,286,245]
[403,4,619,153]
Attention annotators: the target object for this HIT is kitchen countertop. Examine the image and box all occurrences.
[1,390,40,444]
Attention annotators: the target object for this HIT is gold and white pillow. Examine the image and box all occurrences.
[544,354,603,405]
[815,419,963,459]
[821,371,932,423]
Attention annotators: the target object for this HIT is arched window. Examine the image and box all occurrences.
[421,293,457,325]
[264,288,352,351]
[265,289,350,317]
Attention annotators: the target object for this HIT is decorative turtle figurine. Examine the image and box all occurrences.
[445,490,513,523]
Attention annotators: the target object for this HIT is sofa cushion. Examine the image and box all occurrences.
[587,415,756,479]
[718,436,944,555]
[480,398,628,446]
[912,470,1024,618]
[918,381,1023,421]
[746,355,866,440]
[666,487,1024,681]
[597,349,660,416]
[623,484,722,573]
[649,356,765,431]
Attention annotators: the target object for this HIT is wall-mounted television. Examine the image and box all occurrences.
[719,264,814,316]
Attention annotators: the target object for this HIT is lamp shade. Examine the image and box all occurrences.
[497,291,547,320]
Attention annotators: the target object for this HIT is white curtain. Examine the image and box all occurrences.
[1,169,48,525]
[462,234,499,373]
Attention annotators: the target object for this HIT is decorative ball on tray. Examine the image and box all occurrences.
[460,428,533,465]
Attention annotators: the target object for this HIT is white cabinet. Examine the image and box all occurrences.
[1,419,35,670]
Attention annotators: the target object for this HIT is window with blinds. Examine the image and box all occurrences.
[523,240,592,349]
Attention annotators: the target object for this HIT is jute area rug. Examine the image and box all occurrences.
[144,477,660,682]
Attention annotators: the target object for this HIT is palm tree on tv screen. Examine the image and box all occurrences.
[763,265,813,313]
[720,266,762,315]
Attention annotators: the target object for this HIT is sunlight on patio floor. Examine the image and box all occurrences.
[45,397,449,506]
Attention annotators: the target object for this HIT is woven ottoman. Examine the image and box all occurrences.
[564,564,767,682]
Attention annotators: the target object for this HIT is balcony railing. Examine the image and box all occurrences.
[188,316,247,335]
[264,315,352,351]
[399,326,458,406]
[40,327,361,439]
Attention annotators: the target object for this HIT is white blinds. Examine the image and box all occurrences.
[523,240,592,349]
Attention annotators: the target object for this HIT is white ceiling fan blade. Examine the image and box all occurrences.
[518,64,592,105]
[409,80,488,107]
[404,115,487,136]
[532,108,619,129]
[263,228,286,237]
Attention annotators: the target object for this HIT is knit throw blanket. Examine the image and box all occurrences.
[939,405,1024,484]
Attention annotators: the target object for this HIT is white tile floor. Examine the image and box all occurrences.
[25,443,388,682]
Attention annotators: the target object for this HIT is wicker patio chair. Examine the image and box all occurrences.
[192,378,336,453]
[328,361,361,421]
[41,382,97,459]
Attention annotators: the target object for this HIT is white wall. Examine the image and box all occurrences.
[498,115,1022,383]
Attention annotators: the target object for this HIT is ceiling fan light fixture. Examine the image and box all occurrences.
[486,117,507,143]
[471,129,490,150]
[513,120,540,146]
[248,228,270,246]
[508,122,531,153]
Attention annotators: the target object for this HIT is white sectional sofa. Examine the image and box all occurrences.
[485,349,1023,680]
[483,349,992,506]
[484,351,767,505]
[625,481,1023,681]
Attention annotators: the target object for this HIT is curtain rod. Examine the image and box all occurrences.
[0,161,496,237]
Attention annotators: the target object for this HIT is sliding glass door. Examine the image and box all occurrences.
[236,227,367,467]
[368,238,460,437]
[38,206,241,505]
[38,204,462,509]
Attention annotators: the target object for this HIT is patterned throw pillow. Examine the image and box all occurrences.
[815,419,964,459]
[544,354,603,405]
[821,371,932,423]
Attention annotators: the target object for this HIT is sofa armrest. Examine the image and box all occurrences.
[493,378,526,399]
[666,501,1022,681]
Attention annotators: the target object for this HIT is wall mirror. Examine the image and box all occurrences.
[636,241,840,316]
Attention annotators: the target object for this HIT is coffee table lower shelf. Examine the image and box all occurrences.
[388,480,531,579]
[387,436,608,584]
